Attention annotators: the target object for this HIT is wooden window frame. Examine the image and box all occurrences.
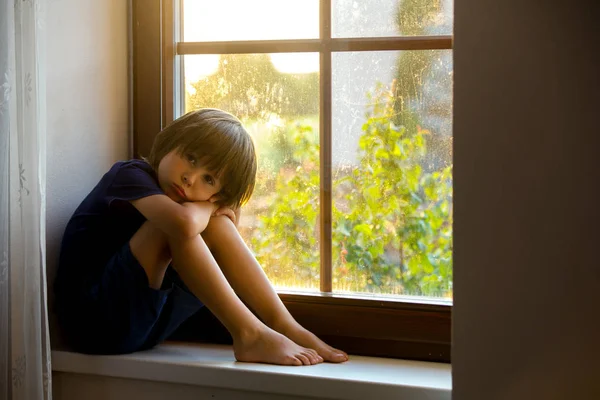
[132,0,452,362]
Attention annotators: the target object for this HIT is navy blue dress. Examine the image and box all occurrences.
[54,159,204,354]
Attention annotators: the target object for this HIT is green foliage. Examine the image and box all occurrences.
[249,123,321,290]
[251,85,453,297]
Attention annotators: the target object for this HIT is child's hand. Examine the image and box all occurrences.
[212,206,241,227]
[208,194,241,226]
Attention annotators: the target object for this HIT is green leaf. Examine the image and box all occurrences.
[354,223,373,236]
[375,148,389,160]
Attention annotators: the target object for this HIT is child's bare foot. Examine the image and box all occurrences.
[233,326,324,366]
[275,323,349,363]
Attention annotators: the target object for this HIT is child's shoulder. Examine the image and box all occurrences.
[106,158,161,194]
[105,159,154,179]
[111,158,152,171]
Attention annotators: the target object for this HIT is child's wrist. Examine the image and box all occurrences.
[182,201,215,215]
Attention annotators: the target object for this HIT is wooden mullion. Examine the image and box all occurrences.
[132,0,162,159]
[279,292,452,310]
[174,0,185,118]
[282,297,451,362]
[176,35,452,55]
[177,39,321,55]
[330,35,452,51]
[320,0,333,293]
[162,0,175,126]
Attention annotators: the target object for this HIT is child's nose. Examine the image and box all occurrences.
[182,173,195,187]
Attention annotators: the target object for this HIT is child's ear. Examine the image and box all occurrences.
[208,194,221,203]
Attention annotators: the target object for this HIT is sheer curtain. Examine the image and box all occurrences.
[0,0,52,399]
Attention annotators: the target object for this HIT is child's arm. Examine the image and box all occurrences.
[131,195,216,239]
[212,206,241,227]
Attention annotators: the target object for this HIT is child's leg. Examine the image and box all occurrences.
[129,221,322,366]
[201,216,349,363]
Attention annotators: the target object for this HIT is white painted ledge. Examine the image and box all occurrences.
[52,342,451,400]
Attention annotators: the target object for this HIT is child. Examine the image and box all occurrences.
[54,108,348,366]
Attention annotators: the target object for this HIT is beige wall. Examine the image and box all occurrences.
[46,0,129,344]
[453,0,600,399]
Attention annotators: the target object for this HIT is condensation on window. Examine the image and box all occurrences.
[332,0,453,38]
[332,50,453,298]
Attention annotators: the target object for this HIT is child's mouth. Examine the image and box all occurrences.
[173,184,187,200]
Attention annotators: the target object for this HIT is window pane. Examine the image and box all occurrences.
[332,50,453,298]
[332,0,453,38]
[184,53,320,291]
[182,0,319,42]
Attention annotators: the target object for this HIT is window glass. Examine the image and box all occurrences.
[183,0,319,42]
[332,50,453,298]
[332,0,453,38]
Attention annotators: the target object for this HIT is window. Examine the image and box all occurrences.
[132,0,452,361]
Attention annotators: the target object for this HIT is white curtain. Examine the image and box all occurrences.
[0,0,52,399]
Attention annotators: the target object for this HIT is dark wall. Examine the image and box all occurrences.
[453,0,600,399]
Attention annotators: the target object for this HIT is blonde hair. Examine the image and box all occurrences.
[147,109,257,209]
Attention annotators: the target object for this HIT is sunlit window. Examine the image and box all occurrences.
[180,0,453,299]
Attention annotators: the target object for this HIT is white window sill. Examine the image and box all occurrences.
[51,342,451,400]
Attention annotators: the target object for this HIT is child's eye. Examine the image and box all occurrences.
[185,154,197,166]
[204,174,215,186]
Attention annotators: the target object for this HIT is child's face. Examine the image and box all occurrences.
[157,149,223,203]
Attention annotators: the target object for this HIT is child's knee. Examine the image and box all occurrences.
[202,215,234,249]
[209,214,234,228]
